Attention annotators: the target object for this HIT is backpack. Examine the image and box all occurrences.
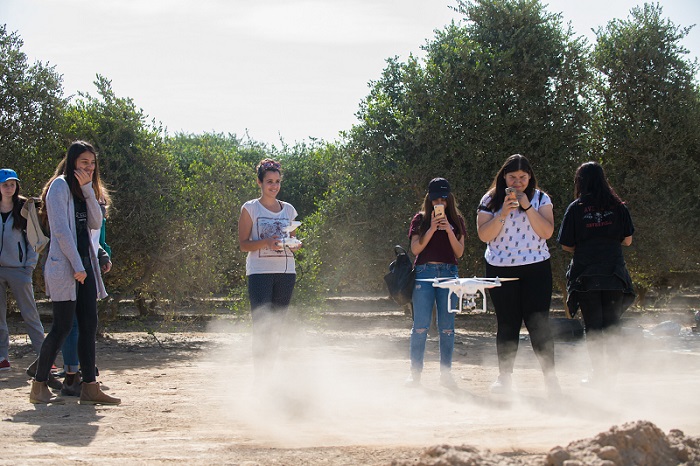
[20,197,50,254]
[383,245,415,306]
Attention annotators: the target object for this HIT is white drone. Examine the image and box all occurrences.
[416,277,518,313]
[277,221,302,249]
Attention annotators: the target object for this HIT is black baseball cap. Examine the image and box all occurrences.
[428,177,450,200]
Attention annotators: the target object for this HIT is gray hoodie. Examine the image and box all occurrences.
[43,176,107,302]
[0,207,38,269]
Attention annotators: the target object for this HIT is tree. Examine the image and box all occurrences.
[60,76,187,310]
[312,0,592,293]
[591,3,700,291]
[0,25,66,193]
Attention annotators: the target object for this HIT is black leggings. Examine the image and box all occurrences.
[247,273,296,369]
[486,259,555,375]
[578,289,624,334]
[36,260,98,383]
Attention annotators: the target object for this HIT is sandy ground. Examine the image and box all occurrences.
[1,301,699,465]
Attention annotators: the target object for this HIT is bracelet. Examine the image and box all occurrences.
[523,205,532,211]
[498,218,505,224]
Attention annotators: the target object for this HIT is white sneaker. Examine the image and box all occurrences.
[440,372,458,390]
[405,371,421,388]
[490,373,512,394]
[545,374,562,397]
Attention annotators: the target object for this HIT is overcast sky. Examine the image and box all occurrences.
[2,0,699,146]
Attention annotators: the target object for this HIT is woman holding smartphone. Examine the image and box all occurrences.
[405,177,465,389]
[476,154,560,396]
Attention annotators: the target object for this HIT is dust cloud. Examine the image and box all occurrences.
[201,306,700,458]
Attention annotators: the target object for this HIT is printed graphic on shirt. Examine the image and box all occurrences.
[257,217,293,258]
[583,206,614,228]
[481,190,551,266]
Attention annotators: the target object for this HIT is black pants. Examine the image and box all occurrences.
[247,273,296,373]
[486,259,555,375]
[578,289,624,333]
[36,260,98,383]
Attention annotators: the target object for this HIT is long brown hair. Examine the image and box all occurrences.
[39,141,107,228]
[485,154,541,211]
[574,161,622,209]
[417,192,466,240]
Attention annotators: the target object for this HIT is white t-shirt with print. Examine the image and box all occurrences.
[479,189,552,266]
[242,199,298,275]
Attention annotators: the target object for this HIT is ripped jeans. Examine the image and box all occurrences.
[410,263,458,373]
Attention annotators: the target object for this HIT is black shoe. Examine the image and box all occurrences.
[47,373,63,391]
[61,373,82,396]
[26,359,38,378]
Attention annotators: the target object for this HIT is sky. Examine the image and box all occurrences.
[2,0,699,147]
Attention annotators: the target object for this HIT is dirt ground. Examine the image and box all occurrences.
[1,298,700,465]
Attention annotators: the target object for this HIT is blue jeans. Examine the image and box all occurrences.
[61,316,80,373]
[410,263,458,373]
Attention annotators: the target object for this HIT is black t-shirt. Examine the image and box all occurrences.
[74,198,91,258]
[558,199,634,253]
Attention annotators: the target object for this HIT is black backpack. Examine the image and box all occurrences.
[383,245,415,306]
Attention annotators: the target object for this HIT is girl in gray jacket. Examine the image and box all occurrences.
[0,168,45,371]
[29,141,120,405]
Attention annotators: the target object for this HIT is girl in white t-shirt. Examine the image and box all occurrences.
[476,154,560,396]
[238,158,301,381]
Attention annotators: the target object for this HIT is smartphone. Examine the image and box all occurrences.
[433,204,445,218]
[505,187,519,207]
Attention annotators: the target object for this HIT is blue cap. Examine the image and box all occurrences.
[0,169,19,183]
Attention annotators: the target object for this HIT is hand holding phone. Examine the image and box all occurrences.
[433,204,445,219]
[505,187,519,208]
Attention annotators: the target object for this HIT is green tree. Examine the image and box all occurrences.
[0,25,66,193]
[313,0,592,293]
[591,3,700,291]
[60,76,187,310]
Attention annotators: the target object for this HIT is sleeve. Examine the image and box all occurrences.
[557,201,576,247]
[24,233,38,268]
[408,213,423,239]
[537,190,553,208]
[47,178,84,273]
[477,193,494,214]
[97,245,110,267]
[620,204,634,238]
[81,182,104,230]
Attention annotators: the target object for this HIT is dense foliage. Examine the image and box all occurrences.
[1,0,698,309]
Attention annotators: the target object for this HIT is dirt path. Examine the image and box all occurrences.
[1,305,699,465]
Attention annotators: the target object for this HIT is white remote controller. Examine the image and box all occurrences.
[277,237,302,248]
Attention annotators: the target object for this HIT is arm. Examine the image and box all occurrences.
[562,245,575,253]
[238,207,281,252]
[476,195,519,243]
[24,234,38,269]
[444,218,465,258]
[622,236,633,246]
[410,212,440,256]
[80,183,104,230]
[522,200,554,239]
[46,178,84,274]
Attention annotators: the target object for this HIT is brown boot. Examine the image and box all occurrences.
[80,382,121,405]
[29,380,61,404]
